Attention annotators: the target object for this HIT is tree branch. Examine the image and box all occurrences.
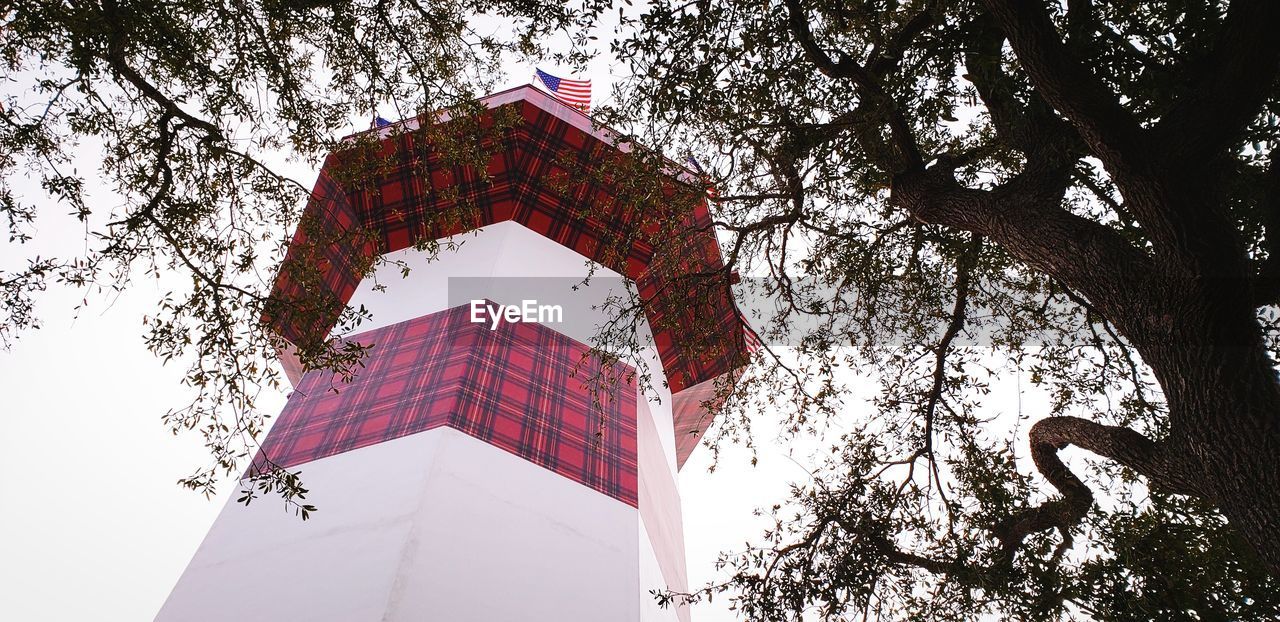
[867,8,936,77]
[1151,0,1280,165]
[921,235,983,458]
[891,168,1155,335]
[1255,155,1280,305]
[963,13,1081,159]
[994,416,1189,560]
[980,0,1148,181]
[784,0,924,172]
[980,1,1262,282]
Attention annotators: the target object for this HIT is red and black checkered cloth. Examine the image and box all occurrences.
[268,93,747,394]
[252,303,639,505]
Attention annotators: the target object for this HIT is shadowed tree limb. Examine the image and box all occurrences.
[1151,0,1280,165]
[982,0,1275,284]
[993,416,1177,561]
[921,235,983,460]
[980,0,1148,181]
[1253,155,1280,305]
[963,13,1080,159]
[891,169,1156,334]
[783,0,924,172]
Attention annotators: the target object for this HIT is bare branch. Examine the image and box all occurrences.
[921,235,983,457]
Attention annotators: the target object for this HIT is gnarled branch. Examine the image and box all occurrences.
[783,0,924,172]
[994,416,1185,560]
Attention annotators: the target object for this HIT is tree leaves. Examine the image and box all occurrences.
[1,0,586,514]
[603,0,1280,618]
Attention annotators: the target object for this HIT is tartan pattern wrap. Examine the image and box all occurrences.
[253,303,639,506]
[269,88,747,394]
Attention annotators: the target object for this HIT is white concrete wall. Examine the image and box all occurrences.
[339,220,680,477]
[638,397,690,620]
[341,221,689,621]
[159,222,692,622]
[156,428,639,622]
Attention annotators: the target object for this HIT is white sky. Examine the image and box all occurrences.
[0,24,1054,622]
[0,269,842,622]
[0,53,826,621]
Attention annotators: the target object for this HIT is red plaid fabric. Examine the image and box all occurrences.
[267,167,375,348]
[269,90,748,396]
[253,303,639,506]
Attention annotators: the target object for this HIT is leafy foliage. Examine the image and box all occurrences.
[1,0,594,512]
[598,0,1280,618]
[5,0,1280,619]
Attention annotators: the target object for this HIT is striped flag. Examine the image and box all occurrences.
[534,68,591,112]
[740,310,763,354]
[685,155,705,175]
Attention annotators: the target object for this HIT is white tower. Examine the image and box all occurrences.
[156,86,748,622]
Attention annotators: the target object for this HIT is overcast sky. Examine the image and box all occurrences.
[0,267,846,622]
[0,48,829,620]
[0,30,1052,621]
[0,186,1041,622]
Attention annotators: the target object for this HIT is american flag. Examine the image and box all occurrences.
[371,115,392,129]
[534,68,591,112]
[740,310,763,354]
[685,155,705,175]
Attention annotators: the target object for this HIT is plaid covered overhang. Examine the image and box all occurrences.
[252,303,640,506]
[267,86,748,395]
